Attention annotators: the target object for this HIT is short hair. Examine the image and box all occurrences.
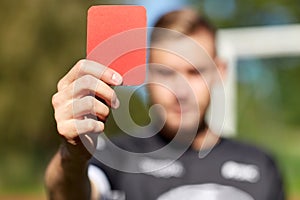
[151,8,216,43]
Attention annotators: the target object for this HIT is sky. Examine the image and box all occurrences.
[126,0,188,27]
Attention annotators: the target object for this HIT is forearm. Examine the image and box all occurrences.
[45,143,92,200]
[46,59,122,199]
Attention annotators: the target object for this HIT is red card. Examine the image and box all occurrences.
[86,5,147,85]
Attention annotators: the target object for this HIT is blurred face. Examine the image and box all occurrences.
[148,29,222,135]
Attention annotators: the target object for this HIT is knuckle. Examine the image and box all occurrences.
[86,119,95,132]
[86,119,104,133]
[53,110,60,121]
[83,96,95,112]
[52,93,60,107]
[77,59,88,74]
[79,75,96,89]
[57,80,63,91]
[98,67,108,80]
[57,122,68,136]
[76,59,87,69]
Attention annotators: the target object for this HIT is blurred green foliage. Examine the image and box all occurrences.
[0,0,299,198]
[237,57,300,196]
[0,0,92,194]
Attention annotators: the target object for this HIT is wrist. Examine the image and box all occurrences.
[60,140,92,165]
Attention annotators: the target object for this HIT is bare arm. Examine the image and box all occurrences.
[45,142,92,199]
[45,60,122,200]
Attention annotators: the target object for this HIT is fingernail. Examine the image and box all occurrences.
[112,73,123,85]
[112,97,120,109]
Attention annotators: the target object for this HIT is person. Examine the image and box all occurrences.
[45,8,285,200]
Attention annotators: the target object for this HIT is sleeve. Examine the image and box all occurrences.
[88,164,111,197]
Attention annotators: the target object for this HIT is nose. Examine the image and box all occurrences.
[171,74,191,103]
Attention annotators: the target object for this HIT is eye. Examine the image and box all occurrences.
[160,69,174,76]
[153,68,175,77]
[188,68,202,76]
[191,66,211,76]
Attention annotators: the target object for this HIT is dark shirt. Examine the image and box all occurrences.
[90,133,284,200]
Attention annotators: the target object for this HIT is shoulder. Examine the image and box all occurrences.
[217,137,277,167]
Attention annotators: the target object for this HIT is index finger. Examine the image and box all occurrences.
[58,59,123,91]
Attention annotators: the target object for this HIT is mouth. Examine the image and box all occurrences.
[172,105,193,115]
